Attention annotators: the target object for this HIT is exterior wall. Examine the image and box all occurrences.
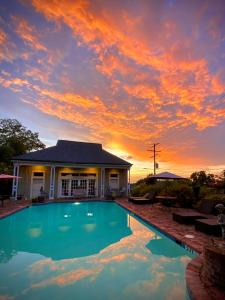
[105,168,128,196]
[17,166,30,198]
[16,164,129,199]
[18,165,50,200]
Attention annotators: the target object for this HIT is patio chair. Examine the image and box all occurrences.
[172,200,216,224]
[129,191,156,205]
[129,192,150,201]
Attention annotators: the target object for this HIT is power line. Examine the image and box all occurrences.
[147,143,160,175]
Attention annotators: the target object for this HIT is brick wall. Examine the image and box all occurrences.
[202,244,225,289]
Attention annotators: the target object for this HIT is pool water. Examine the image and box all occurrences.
[0,202,195,300]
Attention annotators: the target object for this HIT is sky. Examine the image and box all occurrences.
[0,0,225,182]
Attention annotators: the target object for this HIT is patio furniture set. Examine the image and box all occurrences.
[173,200,221,236]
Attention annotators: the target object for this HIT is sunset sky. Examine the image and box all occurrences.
[0,0,225,182]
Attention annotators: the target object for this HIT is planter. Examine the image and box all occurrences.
[202,242,225,289]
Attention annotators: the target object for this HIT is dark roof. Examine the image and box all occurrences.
[13,140,132,166]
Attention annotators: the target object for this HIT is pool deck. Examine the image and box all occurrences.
[116,199,225,300]
[0,198,224,300]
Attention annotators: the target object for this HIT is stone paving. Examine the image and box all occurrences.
[116,199,221,253]
[0,199,31,218]
[1,198,225,300]
[116,198,225,300]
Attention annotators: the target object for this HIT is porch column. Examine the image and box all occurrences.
[100,168,105,198]
[127,168,131,196]
[12,163,20,200]
[49,166,56,199]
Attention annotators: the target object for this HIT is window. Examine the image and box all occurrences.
[33,172,44,177]
[61,173,71,176]
[61,179,70,196]
[109,173,119,190]
[59,173,97,197]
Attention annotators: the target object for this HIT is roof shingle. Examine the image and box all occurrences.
[13,140,131,166]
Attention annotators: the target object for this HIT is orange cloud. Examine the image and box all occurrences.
[1,1,224,179]
[12,16,47,52]
[25,66,50,83]
[0,28,7,44]
[0,28,16,62]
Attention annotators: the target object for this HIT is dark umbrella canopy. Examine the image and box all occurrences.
[0,174,21,179]
[150,172,185,180]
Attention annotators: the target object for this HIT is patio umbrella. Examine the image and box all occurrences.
[0,174,21,179]
[150,171,185,180]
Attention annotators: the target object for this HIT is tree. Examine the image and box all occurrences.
[190,171,215,186]
[0,119,45,173]
[190,171,208,186]
[217,170,225,194]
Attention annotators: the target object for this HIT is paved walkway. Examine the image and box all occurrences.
[0,199,31,218]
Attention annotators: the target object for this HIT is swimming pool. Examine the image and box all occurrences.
[0,202,195,300]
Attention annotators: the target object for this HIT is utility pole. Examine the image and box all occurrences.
[147,143,160,175]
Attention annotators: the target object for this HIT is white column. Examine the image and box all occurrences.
[127,168,131,196]
[49,166,56,199]
[12,164,19,200]
[100,168,105,198]
[12,164,16,196]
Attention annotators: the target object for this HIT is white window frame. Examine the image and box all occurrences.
[30,171,45,199]
[109,173,120,190]
[58,171,97,198]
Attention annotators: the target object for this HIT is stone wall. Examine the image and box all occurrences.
[202,244,225,289]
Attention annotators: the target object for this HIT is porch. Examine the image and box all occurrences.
[12,164,130,200]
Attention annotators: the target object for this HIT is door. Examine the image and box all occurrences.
[32,178,44,199]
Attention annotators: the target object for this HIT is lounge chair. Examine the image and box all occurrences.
[195,218,221,236]
[129,191,156,204]
[172,200,216,224]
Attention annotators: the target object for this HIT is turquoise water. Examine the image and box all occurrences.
[0,202,195,300]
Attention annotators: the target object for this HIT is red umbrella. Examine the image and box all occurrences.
[0,174,21,179]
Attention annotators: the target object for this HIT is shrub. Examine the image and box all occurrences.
[206,194,225,203]
[131,180,194,207]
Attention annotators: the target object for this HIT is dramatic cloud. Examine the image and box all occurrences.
[0,0,225,179]
[12,15,47,52]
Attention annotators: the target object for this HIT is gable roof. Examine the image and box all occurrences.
[13,140,132,166]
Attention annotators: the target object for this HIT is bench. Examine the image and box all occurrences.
[72,189,87,198]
